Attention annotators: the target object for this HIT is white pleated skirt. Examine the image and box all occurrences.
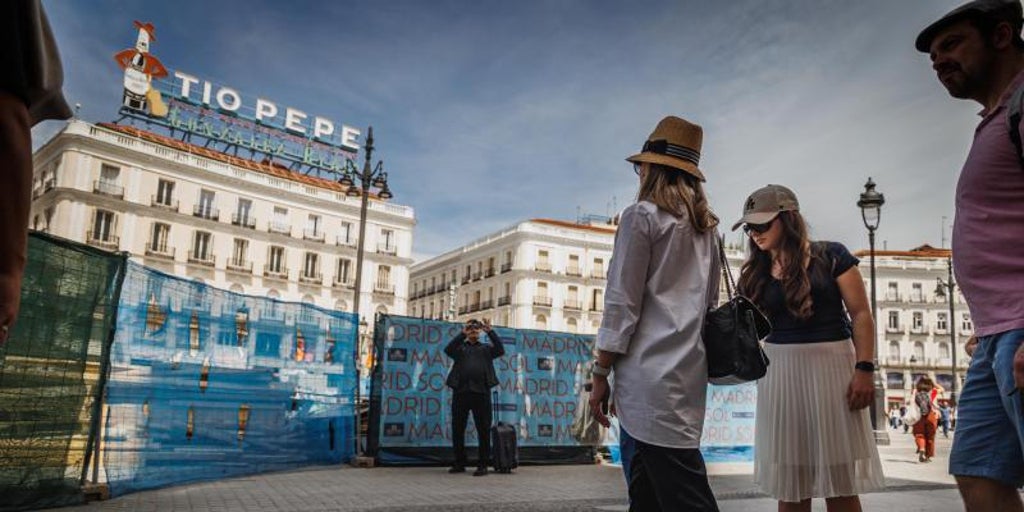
[753,339,885,502]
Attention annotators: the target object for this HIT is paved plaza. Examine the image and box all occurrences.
[52,428,974,512]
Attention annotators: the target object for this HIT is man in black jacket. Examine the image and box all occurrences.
[444,318,504,476]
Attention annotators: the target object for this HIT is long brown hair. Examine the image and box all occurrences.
[736,210,822,320]
[636,164,718,233]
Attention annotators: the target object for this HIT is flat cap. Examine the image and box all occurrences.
[916,0,1023,52]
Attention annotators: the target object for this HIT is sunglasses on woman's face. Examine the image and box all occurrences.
[743,219,775,234]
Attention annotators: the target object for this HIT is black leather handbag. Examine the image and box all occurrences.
[703,235,772,385]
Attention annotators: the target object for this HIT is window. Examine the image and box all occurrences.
[537,250,550,271]
[306,214,323,240]
[593,258,605,278]
[197,190,216,216]
[231,239,248,266]
[255,332,281,358]
[568,255,580,275]
[192,231,212,260]
[887,311,899,330]
[913,342,925,362]
[271,207,289,234]
[43,207,54,230]
[268,246,286,273]
[911,282,923,302]
[535,314,547,330]
[376,265,392,290]
[936,312,948,332]
[91,209,116,241]
[429,302,435,318]
[912,312,923,331]
[340,221,353,245]
[938,342,950,360]
[886,282,898,301]
[567,317,578,333]
[99,163,120,185]
[592,289,604,311]
[566,285,579,309]
[235,198,253,226]
[962,313,973,332]
[888,341,900,360]
[150,223,171,252]
[379,228,395,253]
[336,258,351,284]
[303,252,320,278]
[156,179,175,206]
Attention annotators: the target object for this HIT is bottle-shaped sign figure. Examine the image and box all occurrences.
[114,21,169,116]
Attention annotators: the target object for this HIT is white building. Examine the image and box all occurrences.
[409,218,618,333]
[855,245,971,407]
[30,120,415,321]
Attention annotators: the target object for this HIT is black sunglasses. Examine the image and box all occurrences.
[743,219,775,234]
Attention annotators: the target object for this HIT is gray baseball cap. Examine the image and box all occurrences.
[915,0,1023,53]
[730,184,800,231]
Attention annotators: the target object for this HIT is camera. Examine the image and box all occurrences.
[466,320,483,329]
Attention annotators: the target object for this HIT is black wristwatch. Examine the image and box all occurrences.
[854,360,875,372]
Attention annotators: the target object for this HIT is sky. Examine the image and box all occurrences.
[35,0,979,261]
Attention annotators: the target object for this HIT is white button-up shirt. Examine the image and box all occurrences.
[596,200,719,449]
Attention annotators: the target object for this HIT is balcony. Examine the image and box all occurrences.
[458,306,469,315]
[533,296,553,307]
[232,213,257,229]
[192,206,219,221]
[591,270,606,279]
[590,303,604,312]
[566,266,582,277]
[333,278,354,289]
[93,180,124,199]
[497,296,511,306]
[908,293,926,303]
[226,259,253,273]
[263,265,289,280]
[268,222,291,235]
[299,272,323,285]
[376,244,397,256]
[151,196,179,211]
[336,235,357,247]
[472,271,482,281]
[883,293,901,302]
[501,262,512,273]
[885,325,902,333]
[145,245,175,260]
[564,299,582,310]
[86,231,119,250]
[187,251,216,267]
[469,302,480,313]
[304,229,325,242]
[485,268,496,278]
[535,263,552,273]
[461,275,471,285]
[374,284,395,295]
[480,299,493,310]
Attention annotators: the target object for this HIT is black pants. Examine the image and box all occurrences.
[628,437,719,512]
[451,391,491,468]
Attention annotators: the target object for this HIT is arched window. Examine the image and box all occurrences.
[229,283,244,294]
[566,317,578,333]
[535,314,547,330]
[888,341,900,360]
[913,342,925,362]
[938,342,950,359]
[334,299,348,311]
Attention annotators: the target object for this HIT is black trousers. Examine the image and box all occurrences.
[451,391,491,467]
[628,437,719,512]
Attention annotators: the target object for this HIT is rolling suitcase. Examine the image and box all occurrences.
[490,390,518,473]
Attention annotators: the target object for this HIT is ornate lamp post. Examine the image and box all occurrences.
[935,257,958,404]
[338,126,392,455]
[857,177,890,445]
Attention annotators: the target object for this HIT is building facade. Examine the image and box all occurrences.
[30,120,415,322]
[857,245,972,407]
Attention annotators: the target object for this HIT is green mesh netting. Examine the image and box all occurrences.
[0,233,124,511]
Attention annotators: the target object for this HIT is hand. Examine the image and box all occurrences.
[589,375,611,428]
[847,370,874,411]
[1014,341,1024,390]
[482,318,492,332]
[965,335,978,357]
[0,272,22,345]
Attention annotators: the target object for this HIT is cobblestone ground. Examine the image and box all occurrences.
[58,428,969,512]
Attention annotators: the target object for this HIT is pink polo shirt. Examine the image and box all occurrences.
[953,69,1024,337]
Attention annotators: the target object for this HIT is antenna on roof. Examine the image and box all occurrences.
[941,216,948,248]
[576,206,581,224]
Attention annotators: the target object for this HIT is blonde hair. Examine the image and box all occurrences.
[636,164,718,233]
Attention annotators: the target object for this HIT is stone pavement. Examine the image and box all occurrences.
[58,428,964,512]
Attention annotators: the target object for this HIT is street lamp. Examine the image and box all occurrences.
[935,256,958,404]
[857,177,890,445]
[338,126,393,456]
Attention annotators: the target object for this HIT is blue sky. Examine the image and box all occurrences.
[37,0,977,260]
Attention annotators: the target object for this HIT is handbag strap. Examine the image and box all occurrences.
[716,233,737,300]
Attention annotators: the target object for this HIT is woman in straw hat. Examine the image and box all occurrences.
[733,185,884,512]
[589,116,721,511]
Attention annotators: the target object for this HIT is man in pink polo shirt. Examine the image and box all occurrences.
[918,1,1024,510]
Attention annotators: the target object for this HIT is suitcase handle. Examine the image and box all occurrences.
[492,390,499,424]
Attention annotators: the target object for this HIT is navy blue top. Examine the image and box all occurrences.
[764,241,859,344]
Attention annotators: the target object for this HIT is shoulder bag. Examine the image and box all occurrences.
[703,234,772,385]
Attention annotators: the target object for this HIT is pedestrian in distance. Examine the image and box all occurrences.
[900,404,909,433]
[0,0,72,344]
[734,185,885,512]
[917,1,1024,510]
[589,115,721,512]
[912,377,940,463]
[939,402,952,438]
[889,407,901,430]
[443,318,504,477]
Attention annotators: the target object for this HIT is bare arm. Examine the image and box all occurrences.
[837,266,874,410]
[0,91,32,343]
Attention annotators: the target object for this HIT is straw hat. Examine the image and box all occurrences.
[626,116,705,181]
